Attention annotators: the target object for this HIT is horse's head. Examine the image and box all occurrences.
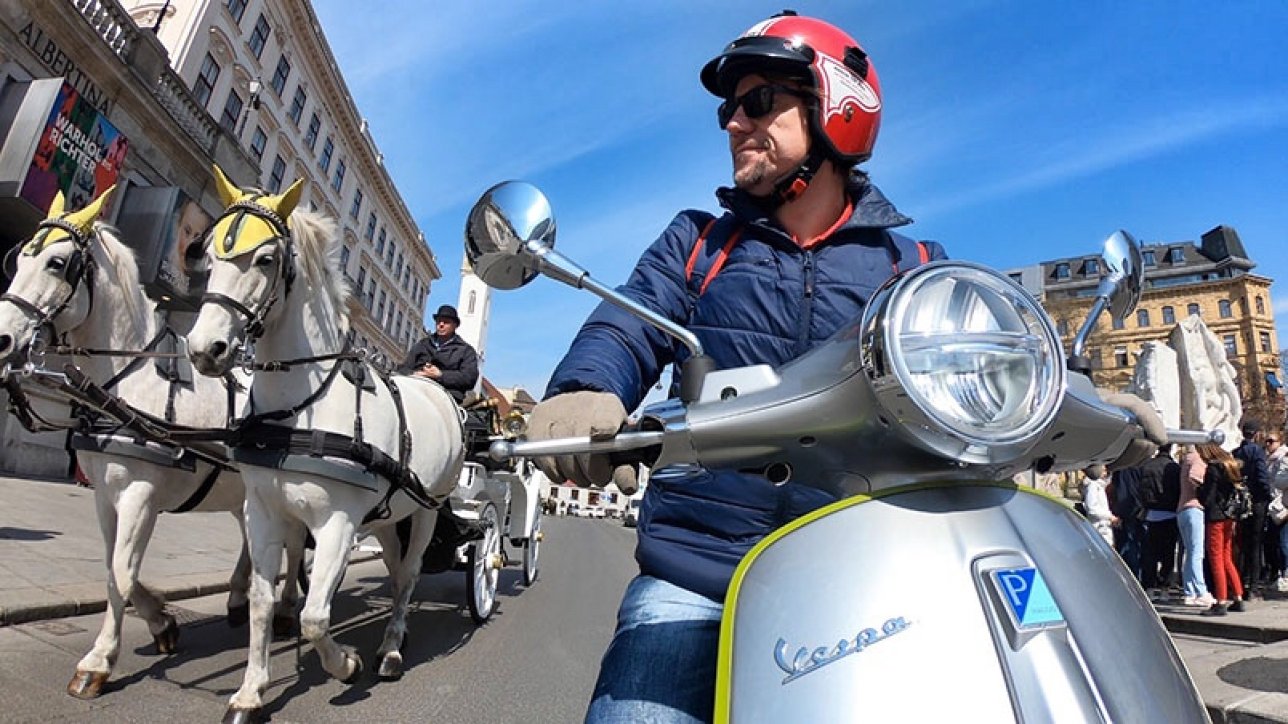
[0,187,114,363]
[188,165,304,376]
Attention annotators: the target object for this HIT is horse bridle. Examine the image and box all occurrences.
[0,218,96,344]
[199,198,296,342]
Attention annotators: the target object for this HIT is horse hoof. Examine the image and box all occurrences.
[222,706,263,724]
[378,652,403,681]
[66,670,109,699]
[341,653,364,684]
[153,614,180,655]
[272,612,296,639]
[227,603,249,628]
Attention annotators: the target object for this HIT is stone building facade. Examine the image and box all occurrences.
[1012,226,1284,428]
[119,0,439,361]
[0,0,434,476]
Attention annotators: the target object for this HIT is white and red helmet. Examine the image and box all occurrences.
[701,11,882,165]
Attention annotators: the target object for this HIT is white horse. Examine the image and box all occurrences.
[0,189,305,700]
[186,168,463,722]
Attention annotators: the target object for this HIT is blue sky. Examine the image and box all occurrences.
[313,0,1288,401]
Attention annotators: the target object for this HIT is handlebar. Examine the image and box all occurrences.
[1165,428,1225,447]
[488,430,664,462]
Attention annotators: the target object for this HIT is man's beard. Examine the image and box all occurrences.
[734,156,772,192]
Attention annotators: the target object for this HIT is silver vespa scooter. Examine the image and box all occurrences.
[466,181,1218,723]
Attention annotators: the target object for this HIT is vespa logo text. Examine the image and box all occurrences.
[773,616,910,684]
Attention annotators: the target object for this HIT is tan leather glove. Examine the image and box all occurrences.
[1101,391,1168,470]
[527,391,637,492]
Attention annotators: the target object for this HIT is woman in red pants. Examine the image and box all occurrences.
[1197,443,1247,616]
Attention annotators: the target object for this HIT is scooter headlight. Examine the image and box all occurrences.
[866,262,1065,464]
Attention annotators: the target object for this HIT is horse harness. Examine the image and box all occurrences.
[1,217,96,342]
[201,199,444,522]
[1,221,236,513]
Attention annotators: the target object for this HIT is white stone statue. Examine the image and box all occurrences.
[1127,341,1182,429]
[1169,315,1241,450]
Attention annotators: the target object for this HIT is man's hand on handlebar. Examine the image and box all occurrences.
[527,391,638,493]
[1099,390,1168,470]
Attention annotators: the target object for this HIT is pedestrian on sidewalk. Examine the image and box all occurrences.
[1233,420,1272,599]
[1177,445,1215,607]
[1197,443,1247,616]
[1139,444,1181,599]
[1265,430,1288,592]
[1080,465,1115,546]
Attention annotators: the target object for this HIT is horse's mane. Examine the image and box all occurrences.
[90,223,148,325]
[288,209,351,331]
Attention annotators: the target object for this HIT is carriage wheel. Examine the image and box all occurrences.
[466,503,501,624]
[522,506,542,587]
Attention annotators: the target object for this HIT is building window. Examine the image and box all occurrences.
[1219,299,1233,318]
[225,0,247,23]
[1240,297,1249,315]
[194,53,220,108]
[1187,302,1200,318]
[1114,346,1129,367]
[1089,349,1102,370]
[376,227,386,255]
[385,241,395,267]
[270,55,291,96]
[332,159,346,192]
[1222,334,1237,357]
[249,126,267,163]
[1256,296,1266,315]
[467,290,477,315]
[377,290,387,325]
[1083,259,1099,277]
[365,278,375,309]
[1112,316,1125,330]
[365,212,377,241]
[219,89,243,132]
[1053,263,1070,280]
[288,86,306,124]
[1142,249,1156,266]
[1167,247,1184,264]
[1262,331,1273,353]
[304,113,320,150]
[319,137,334,172]
[1008,272,1023,285]
[1136,309,1150,328]
[339,245,350,273]
[248,14,271,59]
[350,189,363,220]
[267,154,286,193]
[356,265,366,290]
[1162,306,1175,325]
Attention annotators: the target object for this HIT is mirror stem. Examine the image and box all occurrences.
[522,238,712,402]
[1068,276,1116,373]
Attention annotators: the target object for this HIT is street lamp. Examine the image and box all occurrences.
[236,77,263,136]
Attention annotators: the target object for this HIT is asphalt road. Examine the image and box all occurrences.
[0,515,637,723]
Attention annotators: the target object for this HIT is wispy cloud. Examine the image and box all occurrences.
[910,92,1288,220]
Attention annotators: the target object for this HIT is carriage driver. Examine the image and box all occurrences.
[398,304,479,403]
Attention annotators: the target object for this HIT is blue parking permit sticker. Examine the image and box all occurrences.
[993,567,1064,627]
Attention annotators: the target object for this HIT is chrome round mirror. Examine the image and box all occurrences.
[464,180,556,290]
[1102,230,1144,321]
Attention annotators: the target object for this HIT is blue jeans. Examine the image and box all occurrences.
[1177,507,1210,599]
[1280,523,1288,578]
[586,575,724,723]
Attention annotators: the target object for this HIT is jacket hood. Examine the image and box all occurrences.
[716,172,912,231]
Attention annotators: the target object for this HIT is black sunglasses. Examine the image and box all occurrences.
[717,84,812,128]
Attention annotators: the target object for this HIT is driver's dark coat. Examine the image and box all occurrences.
[397,333,478,403]
[545,176,946,602]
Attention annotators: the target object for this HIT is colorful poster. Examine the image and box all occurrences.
[156,191,212,300]
[21,81,128,215]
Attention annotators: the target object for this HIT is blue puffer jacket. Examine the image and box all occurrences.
[546,175,947,601]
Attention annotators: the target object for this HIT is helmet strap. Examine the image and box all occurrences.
[765,144,827,209]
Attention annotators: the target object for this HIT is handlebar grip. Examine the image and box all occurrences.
[1165,428,1225,446]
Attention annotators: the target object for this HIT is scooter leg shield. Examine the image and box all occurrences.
[715,482,1207,723]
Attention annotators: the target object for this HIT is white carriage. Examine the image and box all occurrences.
[439,399,544,623]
